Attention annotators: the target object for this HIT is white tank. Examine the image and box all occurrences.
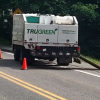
[32,13,37,16]
[55,16,74,25]
[45,15,52,25]
[63,16,74,24]
[39,15,45,24]
[51,15,55,24]
[55,16,61,24]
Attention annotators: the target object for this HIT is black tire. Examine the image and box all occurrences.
[14,48,20,61]
[58,62,69,66]
[49,58,55,61]
[74,58,81,64]
[57,58,61,65]
[63,63,69,66]
[20,47,34,65]
[27,56,34,65]
[20,49,23,65]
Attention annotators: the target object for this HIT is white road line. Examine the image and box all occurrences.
[75,70,100,78]
[6,53,14,55]
[2,51,14,55]
[3,51,100,78]
[60,66,67,68]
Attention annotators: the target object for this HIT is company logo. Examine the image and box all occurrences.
[62,30,76,34]
[27,29,58,34]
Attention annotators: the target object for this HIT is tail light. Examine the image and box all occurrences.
[28,44,31,48]
[77,46,80,51]
[24,40,27,44]
[31,44,34,48]
[37,46,40,50]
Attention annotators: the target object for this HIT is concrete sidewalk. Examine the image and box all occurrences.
[0,45,12,52]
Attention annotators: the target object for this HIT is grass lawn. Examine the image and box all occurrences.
[0,38,11,46]
[81,55,100,66]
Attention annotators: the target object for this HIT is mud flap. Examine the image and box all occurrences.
[57,57,72,64]
[59,57,66,63]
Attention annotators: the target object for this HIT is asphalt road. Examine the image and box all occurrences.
[0,51,100,100]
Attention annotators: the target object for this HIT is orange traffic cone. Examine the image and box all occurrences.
[21,58,27,70]
[0,49,2,59]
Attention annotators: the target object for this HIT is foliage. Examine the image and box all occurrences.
[71,2,99,20]
[70,2,100,58]
[81,54,100,66]
[0,0,100,59]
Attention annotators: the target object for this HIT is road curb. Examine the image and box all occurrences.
[80,56,100,69]
[0,45,12,53]
[1,49,13,53]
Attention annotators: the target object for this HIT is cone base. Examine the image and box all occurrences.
[20,68,28,70]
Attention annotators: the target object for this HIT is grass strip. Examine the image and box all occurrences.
[0,38,11,46]
[81,55,100,66]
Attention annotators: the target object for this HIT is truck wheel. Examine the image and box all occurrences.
[49,58,55,61]
[74,58,81,64]
[20,49,24,65]
[14,49,20,61]
[57,58,69,66]
[57,58,62,65]
[63,63,69,66]
[20,48,34,65]
[27,56,34,65]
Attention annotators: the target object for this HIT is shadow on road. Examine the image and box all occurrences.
[0,59,100,71]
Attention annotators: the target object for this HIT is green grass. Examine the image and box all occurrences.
[0,38,11,46]
[81,55,100,66]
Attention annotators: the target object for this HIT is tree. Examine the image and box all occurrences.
[0,0,100,58]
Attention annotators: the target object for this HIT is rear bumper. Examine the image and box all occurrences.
[30,46,80,58]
